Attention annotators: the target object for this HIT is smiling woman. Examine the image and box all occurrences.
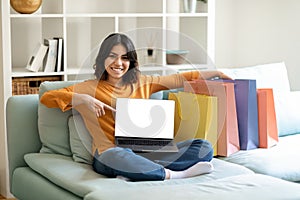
[40,32,229,182]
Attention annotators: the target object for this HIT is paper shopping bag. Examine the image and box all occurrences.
[168,92,218,155]
[221,79,259,150]
[184,80,240,156]
[257,89,279,148]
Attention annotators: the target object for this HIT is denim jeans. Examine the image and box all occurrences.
[92,139,213,181]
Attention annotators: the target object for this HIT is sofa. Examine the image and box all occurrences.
[6,62,300,200]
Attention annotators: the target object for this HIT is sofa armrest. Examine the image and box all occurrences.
[6,94,41,186]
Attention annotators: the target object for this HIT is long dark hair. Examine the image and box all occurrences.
[94,33,140,85]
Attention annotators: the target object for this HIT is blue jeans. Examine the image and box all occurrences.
[92,139,213,181]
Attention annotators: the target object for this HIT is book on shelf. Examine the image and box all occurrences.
[53,37,63,72]
[26,43,48,72]
[43,38,58,72]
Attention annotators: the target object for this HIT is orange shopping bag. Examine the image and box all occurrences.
[168,92,218,155]
[257,88,279,148]
[184,80,240,156]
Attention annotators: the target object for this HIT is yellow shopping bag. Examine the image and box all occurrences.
[168,92,218,156]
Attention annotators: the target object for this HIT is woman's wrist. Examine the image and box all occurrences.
[72,93,86,107]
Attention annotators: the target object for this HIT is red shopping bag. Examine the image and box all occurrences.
[257,89,279,148]
[184,80,240,156]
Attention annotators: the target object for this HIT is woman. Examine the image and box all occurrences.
[41,33,231,181]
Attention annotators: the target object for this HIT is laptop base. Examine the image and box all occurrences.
[115,137,179,153]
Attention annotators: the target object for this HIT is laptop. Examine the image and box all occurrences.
[114,98,178,152]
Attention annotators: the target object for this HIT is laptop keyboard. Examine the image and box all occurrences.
[118,139,170,146]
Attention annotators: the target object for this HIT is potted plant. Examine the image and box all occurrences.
[183,0,207,13]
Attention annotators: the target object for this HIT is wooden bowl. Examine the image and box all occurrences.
[10,0,42,14]
[166,50,189,64]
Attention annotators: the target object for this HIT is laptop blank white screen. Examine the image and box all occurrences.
[115,98,175,139]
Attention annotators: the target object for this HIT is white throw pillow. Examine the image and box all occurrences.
[219,62,291,95]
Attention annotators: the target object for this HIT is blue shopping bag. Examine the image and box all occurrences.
[222,79,259,150]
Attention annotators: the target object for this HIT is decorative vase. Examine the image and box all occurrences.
[10,0,42,14]
[147,48,154,56]
[183,0,197,13]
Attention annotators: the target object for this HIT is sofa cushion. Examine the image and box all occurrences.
[68,114,93,164]
[12,167,82,200]
[221,134,300,182]
[24,153,253,198]
[38,81,81,156]
[85,174,300,200]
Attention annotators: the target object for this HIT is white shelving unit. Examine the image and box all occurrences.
[0,0,215,196]
[3,0,215,89]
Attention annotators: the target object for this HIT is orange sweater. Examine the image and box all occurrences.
[40,71,200,154]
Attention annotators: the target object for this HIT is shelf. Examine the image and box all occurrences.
[165,64,208,71]
[66,13,166,18]
[10,14,64,18]
[11,68,65,77]
[12,67,97,77]
[10,12,209,18]
[166,13,208,17]
[67,68,94,75]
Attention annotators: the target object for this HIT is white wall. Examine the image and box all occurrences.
[215,0,300,91]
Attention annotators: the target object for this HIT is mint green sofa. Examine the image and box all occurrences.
[6,63,300,199]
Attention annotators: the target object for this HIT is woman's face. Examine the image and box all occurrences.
[104,44,130,84]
